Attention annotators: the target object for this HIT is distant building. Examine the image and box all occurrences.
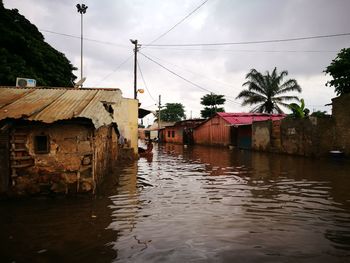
[0,86,138,195]
[139,121,175,141]
[193,112,285,148]
[161,119,205,144]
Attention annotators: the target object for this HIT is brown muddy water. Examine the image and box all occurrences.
[1,144,350,262]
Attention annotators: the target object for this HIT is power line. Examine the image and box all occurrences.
[145,47,339,53]
[143,0,210,46]
[139,52,241,106]
[40,29,129,48]
[142,32,350,47]
[141,52,238,91]
[137,60,158,103]
[93,54,133,86]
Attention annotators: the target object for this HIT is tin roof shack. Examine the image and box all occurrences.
[193,112,285,148]
[0,87,134,196]
[163,119,205,144]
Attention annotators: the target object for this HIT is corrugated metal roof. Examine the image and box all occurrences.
[0,87,123,128]
[217,112,285,125]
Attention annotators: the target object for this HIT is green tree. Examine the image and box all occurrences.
[159,103,186,122]
[0,1,77,86]
[311,110,328,118]
[236,67,301,113]
[200,93,225,118]
[325,48,350,96]
[288,98,310,118]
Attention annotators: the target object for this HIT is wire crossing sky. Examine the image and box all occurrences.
[4,0,350,121]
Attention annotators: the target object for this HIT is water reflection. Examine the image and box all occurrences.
[110,144,350,262]
[1,144,350,262]
[0,197,117,262]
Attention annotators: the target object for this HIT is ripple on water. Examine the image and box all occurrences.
[108,145,350,262]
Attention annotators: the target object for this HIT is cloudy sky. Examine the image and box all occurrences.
[4,0,350,123]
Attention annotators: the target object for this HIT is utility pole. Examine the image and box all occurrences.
[158,95,161,138]
[76,4,88,85]
[130,39,139,99]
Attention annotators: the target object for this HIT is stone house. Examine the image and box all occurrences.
[0,86,138,195]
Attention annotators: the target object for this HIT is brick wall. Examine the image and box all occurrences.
[252,117,335,157]
[332,93,350,154]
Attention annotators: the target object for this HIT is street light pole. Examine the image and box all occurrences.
[76,4,88,85]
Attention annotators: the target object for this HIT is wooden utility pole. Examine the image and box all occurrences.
[158,95,161,138]
[130,39,138,99]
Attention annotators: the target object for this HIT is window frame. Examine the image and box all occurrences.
[34,134,50,154]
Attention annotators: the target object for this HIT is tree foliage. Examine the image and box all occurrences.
[159,103,186,122]
[325,48,350,96]
[200,93,225,118]
[288,98,310,118]
[236,67,301,114]
[310,110,328,118]
[0,1,77,86]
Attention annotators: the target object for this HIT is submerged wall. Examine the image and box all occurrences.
[252,117,335,157]
[5,121,118,195]
[114,98,138,154]
[332,93,350,155]
[194,116,231,146]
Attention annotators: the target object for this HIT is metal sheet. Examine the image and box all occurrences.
[0,87,123,129]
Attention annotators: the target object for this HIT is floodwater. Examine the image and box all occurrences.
[1,144,350,262]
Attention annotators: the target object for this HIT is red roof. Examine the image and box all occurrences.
[217,112,285,125]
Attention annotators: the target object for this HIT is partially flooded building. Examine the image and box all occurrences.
[193,112,285,148]
[0,87,138,195]
[161,119,205,144]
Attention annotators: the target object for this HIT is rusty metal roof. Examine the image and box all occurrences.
[0,87,123,128]
[217,112,286,125]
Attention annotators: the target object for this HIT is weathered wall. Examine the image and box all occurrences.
[164,126,183,143]
[332,93,350,155]
[252,121,271,151]
[7,121,119,195]
[280,117,335,157]
[194,116,231,146]
[8,122,95,194]
[94,125,118,186]
[114,98,138,154]
[252,118,335,157]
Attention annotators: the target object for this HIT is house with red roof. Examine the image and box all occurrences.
[193,112,285,149]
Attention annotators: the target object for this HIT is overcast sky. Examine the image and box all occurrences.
[4,0,350,123]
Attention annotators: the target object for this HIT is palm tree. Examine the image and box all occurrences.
[236,67,301,113]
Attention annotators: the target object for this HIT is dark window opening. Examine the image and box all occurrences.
[34,135,49,153]
[168,131,171,137]
[172,131,175,138]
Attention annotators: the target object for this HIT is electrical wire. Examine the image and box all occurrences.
[137,60,158,103]
[142,32,350,47]
[145,47,339,53]
[40,29,129,48]
[139,52,242,106]
[140,52,238,91]
[93,54,133,86]
[143,0,210,46]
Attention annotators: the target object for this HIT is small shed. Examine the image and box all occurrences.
[0,86,135,195]
[193,112,285,148]
[162,119,205,144]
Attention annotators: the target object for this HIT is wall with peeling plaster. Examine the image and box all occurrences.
[114,98,138,154]
[5,120,119,195]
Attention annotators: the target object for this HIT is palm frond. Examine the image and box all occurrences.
[277,79,302,94]
[273,95,300,102]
